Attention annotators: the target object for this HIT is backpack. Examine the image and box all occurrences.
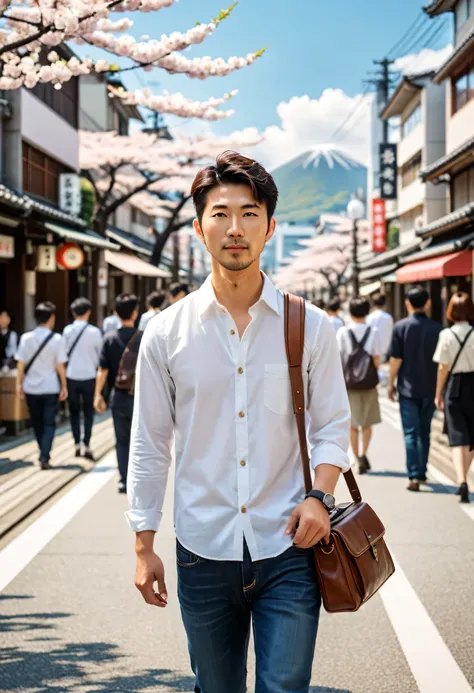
[115,331,141,395]
[343,328,379,390]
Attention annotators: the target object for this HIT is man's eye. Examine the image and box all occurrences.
[213,213,226,218]
[244,212,257,217]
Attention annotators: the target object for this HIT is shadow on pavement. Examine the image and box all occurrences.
[310,688,352,693]
[365,471,407,478]
[0,457,33,475]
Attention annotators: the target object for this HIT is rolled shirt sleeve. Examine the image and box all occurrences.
[125,323,175,532]
[56,336,68,364]
[433,330,451,367]
[307,313,351,472]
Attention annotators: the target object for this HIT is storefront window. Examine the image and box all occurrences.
[22,142,70,204]
[401,104,422,139]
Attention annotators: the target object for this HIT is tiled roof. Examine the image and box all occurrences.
[359,238,422,270]
[417,202,474,238]
[433,26,474,83]
[420,135,474,181]
[0,184,86,227]
[424,0,456,17]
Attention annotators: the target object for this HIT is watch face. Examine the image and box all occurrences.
[323,493,336,511]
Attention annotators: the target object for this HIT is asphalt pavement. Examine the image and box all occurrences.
[1,407,473,693]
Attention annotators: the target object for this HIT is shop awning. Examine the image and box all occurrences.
[396,249,472,284]
[45,222,119,251]
[105,250,171,278]
[360,281,382,296]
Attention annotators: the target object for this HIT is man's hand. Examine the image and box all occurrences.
[285,498,330,549]
[94,394,106,414]
[435,395,444,411]
[134,551,168,608]
[387,383,396,402]
[59,386,68,402]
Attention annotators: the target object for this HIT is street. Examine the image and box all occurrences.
[1,400,473,693]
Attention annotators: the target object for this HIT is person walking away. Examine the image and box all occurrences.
[326,298,345,333]
[367,292,394,362]
[337,297,381,475]
[102,310,121,334]
[63,298,102,460]
[433,292,474,503]
[15,301,68,469]
[138,290,165,331]
[94,294,142,493]
[127,151,350,693]
[167,282,189,307]
[0,308,18,369]
[388,286,442,492]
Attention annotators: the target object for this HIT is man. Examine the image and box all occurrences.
[326,298,345,333]
[138,290,165,331]
[388,286,442,491]
[168,282,189,306]
[15,301,68,469]
[63,298,102,460]
[102,310,121,334]
[337,297,382,474]
[367,292,394,362]
[127,152,350,693]
[94,294,142,493]
[0,308,18,368]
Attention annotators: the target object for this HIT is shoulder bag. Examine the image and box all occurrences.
[67,323,89,359]
[24,332,55,376]
[284,293,395,613]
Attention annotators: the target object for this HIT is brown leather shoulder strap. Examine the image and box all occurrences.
[284,292,362,503]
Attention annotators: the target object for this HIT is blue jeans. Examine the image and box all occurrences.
[67,378,95,446]
[26,393,58,461]
[399,395,435,480]
[177,539,321,693]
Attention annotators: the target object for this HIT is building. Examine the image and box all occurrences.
[262,224,317,277]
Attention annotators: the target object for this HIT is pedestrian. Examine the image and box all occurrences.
[0,308,18,369]
[94,293,142,494]
[326,298,345,333]
[138,290,165,331]
[337,297,381,474]
[127,151,350,693]
[15,301,68,469]
[388,286,442,492]
[63,297,102,460]
[433,292,474,503]
[167,282,189,306]
[367,292,394,362]
[102,310,121,334]
[312,298,325,311]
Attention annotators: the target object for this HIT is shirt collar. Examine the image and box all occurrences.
[198,272,281,319]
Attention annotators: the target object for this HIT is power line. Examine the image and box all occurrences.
[329,83,372,142]
[396,16,449,61]
[402,19,450,75]
[387,11,429,58]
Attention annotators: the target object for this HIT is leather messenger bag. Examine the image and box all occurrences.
[284,293,395,613]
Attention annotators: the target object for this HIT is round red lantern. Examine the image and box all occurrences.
[56,243,85,270]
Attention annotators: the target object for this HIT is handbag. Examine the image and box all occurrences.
[284,293,395,613]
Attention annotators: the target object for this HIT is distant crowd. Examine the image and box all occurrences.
[318,289,474,503]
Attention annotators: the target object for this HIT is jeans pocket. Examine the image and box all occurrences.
[176,539,201,567]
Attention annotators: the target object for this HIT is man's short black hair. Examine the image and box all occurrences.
[371,292,386,308]
[407,286,429,310]
[35,301,56,325]
[147,290,165,310]
[328,298,341,313]
[70,297,92,317]
[349,297,370,319]
[312,299,325,311]
[115,293,138,320]
[169,283,189,299]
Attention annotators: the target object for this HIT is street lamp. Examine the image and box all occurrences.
[347,194,365,297]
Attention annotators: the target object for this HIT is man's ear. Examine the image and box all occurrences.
[193,218,204,244]
[265,217,277,244]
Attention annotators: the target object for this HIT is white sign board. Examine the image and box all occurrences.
[98,267,108,288]
[0,234,14,259]
[37,245,57,273]
[59,173,81,217]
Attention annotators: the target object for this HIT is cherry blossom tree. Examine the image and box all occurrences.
[79,128,263,267]
[0,1,265,120]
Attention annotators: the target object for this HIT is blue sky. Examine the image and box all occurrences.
[83,1,453,166]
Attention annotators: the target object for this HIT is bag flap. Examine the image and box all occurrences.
[331,502,385,557]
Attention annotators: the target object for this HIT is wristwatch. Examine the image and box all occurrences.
[305,490,336,512]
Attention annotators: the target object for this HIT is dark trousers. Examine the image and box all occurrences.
[26,393,58,461]
[399,395,436,480]
[67,378,95,446]
[111,394,134,486]
[178,540,321,693]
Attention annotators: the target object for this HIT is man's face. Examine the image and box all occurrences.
[0,311,10,329]
[193,183,276,272]
[169,291,186,305]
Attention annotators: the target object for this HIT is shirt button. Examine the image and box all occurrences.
[241,506,247,513]
[240,460,246,467]
[230,329,236,335]
[238,367,244,374]
[238,411,245,418]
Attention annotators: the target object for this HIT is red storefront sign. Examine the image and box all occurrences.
[372,199,386,253]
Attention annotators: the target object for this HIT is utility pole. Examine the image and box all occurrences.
[367,58,395,143]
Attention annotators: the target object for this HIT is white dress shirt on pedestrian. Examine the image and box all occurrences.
[138,309,160,332]
[126,274,350,562]
[433,322,474,373]
[367,309,393,357]
[63,321,103,380]
[327,314,345,333]
[2,329,18,359]
[337,321,382,359]
[15,328,67,394]
[102,314,122,334]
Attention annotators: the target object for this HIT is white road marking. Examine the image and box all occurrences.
[380,553,473,693]
[427,464,474,522]
[0,452,116,592]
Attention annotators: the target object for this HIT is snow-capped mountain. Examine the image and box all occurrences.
[271,147,367,224]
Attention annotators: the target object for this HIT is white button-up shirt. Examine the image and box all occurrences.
[126,274,350,561]
[63,320,103,381]
[15,327,67,395]
[138,309,160,332]
[367,309,393,357]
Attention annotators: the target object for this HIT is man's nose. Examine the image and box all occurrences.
[226,221,244,237]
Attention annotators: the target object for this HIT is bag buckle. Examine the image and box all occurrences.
[320,536,334,555]
[365,531,379,562]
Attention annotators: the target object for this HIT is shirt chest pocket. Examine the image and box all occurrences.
[264,364,293,416]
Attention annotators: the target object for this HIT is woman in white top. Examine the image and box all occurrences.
[434,292,474,503]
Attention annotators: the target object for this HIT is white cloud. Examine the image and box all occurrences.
[393,45,452,76]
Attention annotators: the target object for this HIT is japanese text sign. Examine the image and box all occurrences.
[372,199,386,253]
[59,173,81,217]
[379,144,397,200]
